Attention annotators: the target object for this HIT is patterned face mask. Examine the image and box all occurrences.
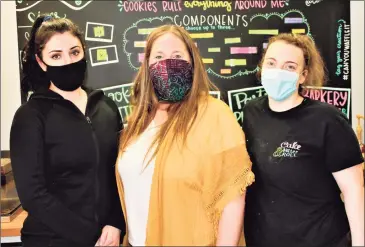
[149,59,193,103]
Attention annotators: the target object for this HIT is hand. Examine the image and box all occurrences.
[95,225,121,246]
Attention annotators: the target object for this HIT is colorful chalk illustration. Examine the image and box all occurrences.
[14,0,352,124]
[122,9,311,79]
[228,86,351,126]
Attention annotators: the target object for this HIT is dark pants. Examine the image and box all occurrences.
[21,235,95,247]
[335,232,352,247]
[245,231,352,247]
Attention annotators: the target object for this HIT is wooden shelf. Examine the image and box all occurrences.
[1,209,27,237]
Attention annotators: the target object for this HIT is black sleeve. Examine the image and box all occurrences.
[242,103,254,157]
[324,109,364,172]
[104,98,126,233]
[10,105,99,245]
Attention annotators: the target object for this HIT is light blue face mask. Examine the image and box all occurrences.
[261,68,300,101]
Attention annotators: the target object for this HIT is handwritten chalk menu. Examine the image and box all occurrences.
[15,0,351,124]
[228,86,267,124]
[228,86,351,125]
[101,83,219,122]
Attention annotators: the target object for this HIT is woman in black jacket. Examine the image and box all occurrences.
[10,15,125,247]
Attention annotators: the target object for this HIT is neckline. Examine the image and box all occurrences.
[264,96,310,118]
[149,119,163,129]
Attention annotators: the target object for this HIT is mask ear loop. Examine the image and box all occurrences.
[299,52,310,94]
[298,69,309,96]
[145,58,156,113]
[34,54,50,72]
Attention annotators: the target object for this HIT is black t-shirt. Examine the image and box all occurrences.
[242,96,364,247]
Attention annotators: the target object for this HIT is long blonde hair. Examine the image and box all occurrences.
[119,25,219,160]
[257,33,328,88]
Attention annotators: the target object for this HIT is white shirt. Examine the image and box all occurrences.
[117,121,158,246]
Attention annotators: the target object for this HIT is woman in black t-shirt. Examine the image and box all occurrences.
[243,33,364,247]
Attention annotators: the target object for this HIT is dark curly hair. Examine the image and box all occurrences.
[21,15,86,95]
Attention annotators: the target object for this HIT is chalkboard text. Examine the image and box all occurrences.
[342,23,350,81]
[235,0,267,10]
[336,19,350,80]
[27,11,66,23]
[174,14,249,27]
[163,1,183,12]
[228,86,267,124]
[119,0,158,13]
[184,1,232,12]
[302,87,350,116]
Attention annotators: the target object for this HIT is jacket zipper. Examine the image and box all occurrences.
[32,91,103,224]
[86,116,100,224]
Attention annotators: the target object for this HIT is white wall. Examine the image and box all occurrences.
[350,1,364,142]
[1,1,21,151]
[1,1,364,150]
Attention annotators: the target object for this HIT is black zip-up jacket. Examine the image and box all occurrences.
[10,87,125,246]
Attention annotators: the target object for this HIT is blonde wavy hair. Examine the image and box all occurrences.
[119,24,219,160]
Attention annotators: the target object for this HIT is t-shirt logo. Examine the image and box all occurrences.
[273,141,301,158]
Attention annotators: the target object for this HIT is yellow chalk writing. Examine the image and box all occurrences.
[96,49,108,61]
[93,26,105,37]
[221,69,232,74]
[225,37,241,44]
[134,41,146,48]
[190,33,214,38]
[249,29,278,35]
[225,59,247,66]
[202,58,214,63]
[138,28,155,35]
[184,0,232,12]
[208,47,221,52]
[292,29,305,34]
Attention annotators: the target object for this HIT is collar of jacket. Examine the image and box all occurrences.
[29,86,104,103]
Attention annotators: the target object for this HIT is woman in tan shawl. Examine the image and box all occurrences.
[116,24,254,246]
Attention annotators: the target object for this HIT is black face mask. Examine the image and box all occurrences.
[43,59,87,91]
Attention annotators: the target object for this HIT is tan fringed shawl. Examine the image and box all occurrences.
[116,96,255,246]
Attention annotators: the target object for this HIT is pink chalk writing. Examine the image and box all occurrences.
[263,43,268,49]
[235,0,267,10]
[284,17,303,24]
[271,0,286,8]
[121,0,158,13]
[231,47,258,54]
[303,88,348,107]
[138,53,145,63]
[162,0,182,12]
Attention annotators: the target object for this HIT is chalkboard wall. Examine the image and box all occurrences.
[15,0,351,125]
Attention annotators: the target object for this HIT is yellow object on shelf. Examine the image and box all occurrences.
[356,115,364,169]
